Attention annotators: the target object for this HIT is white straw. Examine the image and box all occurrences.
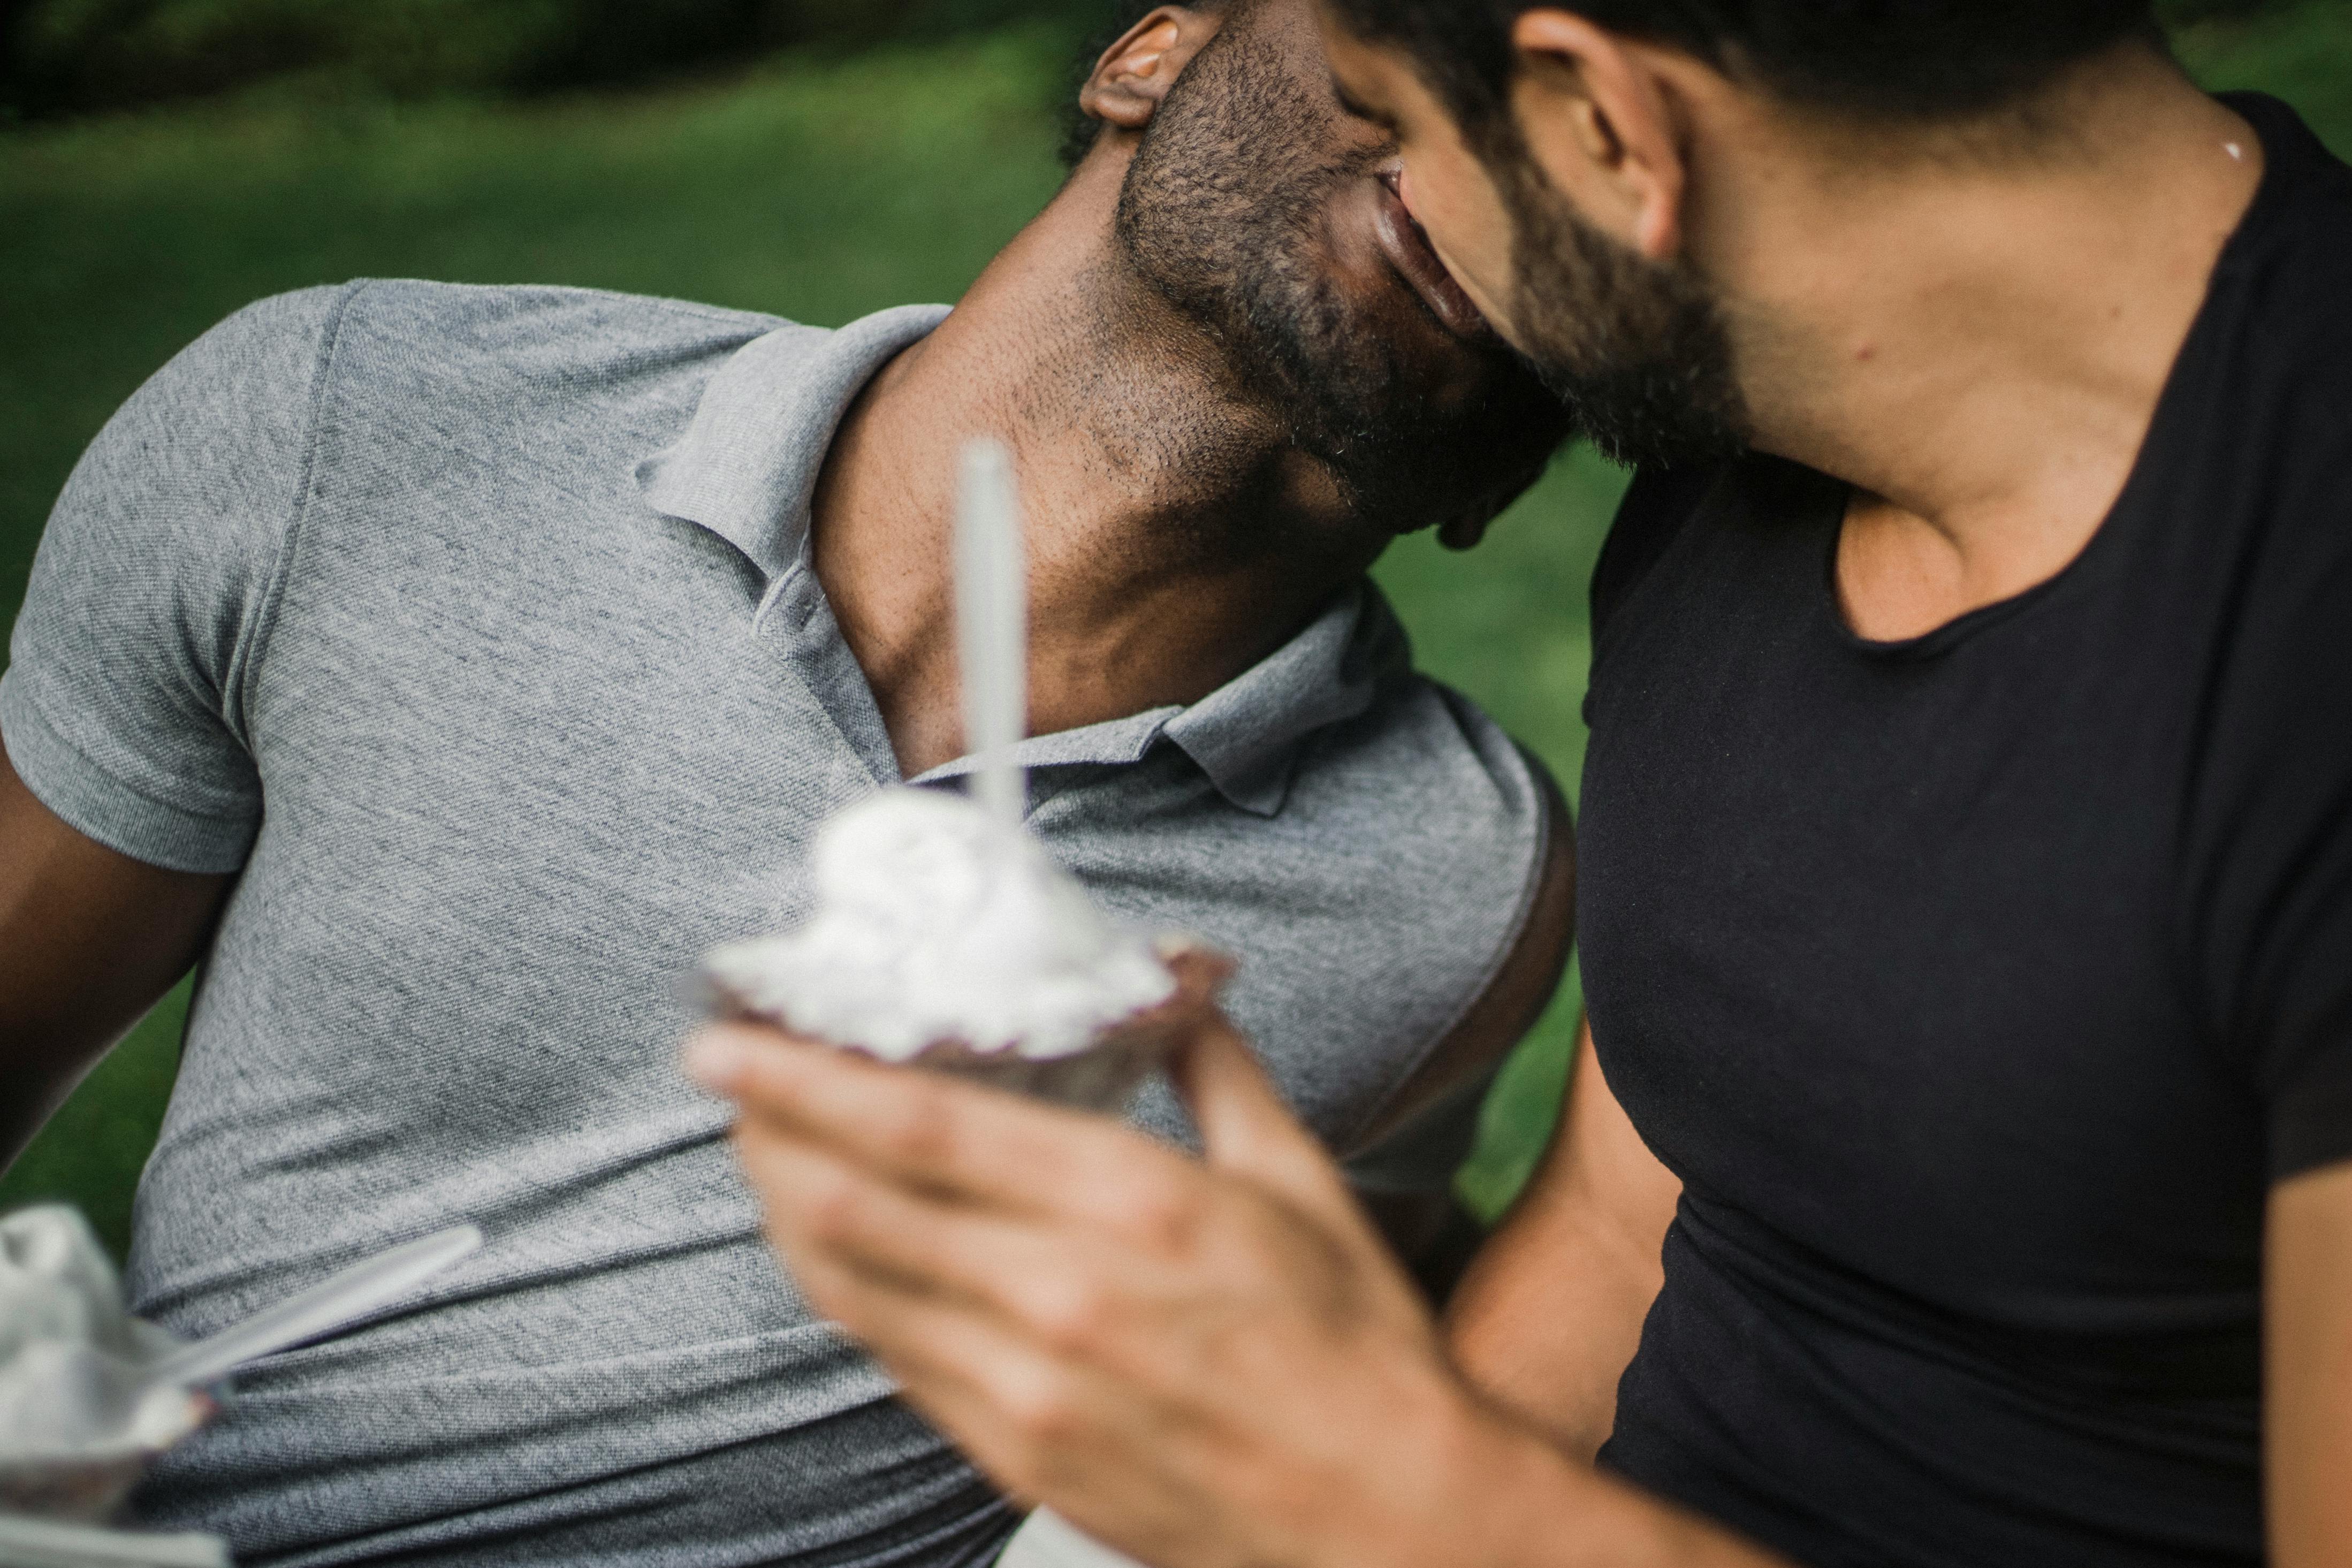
[955,438,1027,829]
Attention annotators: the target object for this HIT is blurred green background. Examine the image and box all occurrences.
[3,0,2348,1256]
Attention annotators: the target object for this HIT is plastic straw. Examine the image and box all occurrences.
[955,438,1028,829]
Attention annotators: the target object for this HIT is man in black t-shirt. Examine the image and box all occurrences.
[687,5,2352,1567]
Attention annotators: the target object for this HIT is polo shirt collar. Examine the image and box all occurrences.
[1165,582,1392,815]
[634,304,949,580]
[912,587,1395,818]
[632,305,1397,818]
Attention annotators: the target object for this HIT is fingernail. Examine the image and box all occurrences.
[682,1032,749,1089]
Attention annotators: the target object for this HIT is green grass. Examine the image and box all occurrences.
[4,4,2347,1252]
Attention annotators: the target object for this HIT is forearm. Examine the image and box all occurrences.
[1448,1199,1662,1457]
[1330,1373,1793,1568]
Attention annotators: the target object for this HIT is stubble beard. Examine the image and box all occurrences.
[1107,20,1567,544]
[1489,148,1754,470]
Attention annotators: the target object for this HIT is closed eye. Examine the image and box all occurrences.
[1330,74,1400,134]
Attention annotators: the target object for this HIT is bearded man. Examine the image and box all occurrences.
[0,3,1577,1561]
[697,2,2352,1566]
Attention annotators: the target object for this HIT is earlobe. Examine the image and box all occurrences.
[1078,6,1219,134]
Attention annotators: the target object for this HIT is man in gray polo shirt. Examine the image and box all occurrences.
[0,0,1572,1563]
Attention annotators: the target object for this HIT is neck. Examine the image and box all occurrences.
[810,146,1376,777]
[1692,43,2263,637]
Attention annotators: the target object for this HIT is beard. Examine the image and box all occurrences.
[1109,17,1567,544]
[1488,149,1753,470]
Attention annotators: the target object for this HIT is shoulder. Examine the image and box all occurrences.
[2217,97,2352,438]
[41,285,364,602]
[284,282,808,546]
[1296,584,1551,846]
[323,279,793,406]
[88,280,794,485]
[92,284,353,476]
[1588,462,1721,643]
[1118,585,1563,1147]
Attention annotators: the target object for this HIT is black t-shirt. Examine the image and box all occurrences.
[1579,95,2352,1567]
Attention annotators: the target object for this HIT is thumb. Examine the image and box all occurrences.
[1173,1019,1365,1229]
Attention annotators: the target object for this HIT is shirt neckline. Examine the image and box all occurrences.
[1820,92,2307,663]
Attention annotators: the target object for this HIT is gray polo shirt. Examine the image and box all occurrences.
[0,281,1549,1568]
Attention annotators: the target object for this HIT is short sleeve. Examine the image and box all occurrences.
[2184,440,2352,1182]
[0,284,351,872]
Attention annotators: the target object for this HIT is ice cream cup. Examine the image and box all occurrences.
[704,937,1234,1114]
[0,1402,208,1524]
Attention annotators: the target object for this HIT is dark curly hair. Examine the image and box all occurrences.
[1323,0,2161,156]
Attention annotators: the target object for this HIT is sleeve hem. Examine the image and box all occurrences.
[1,670,257,874]
[2270,1056,2352,1182]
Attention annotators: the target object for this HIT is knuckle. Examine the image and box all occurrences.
[800,1169,867,1247]
[995,1366,1083,1450]
[1121,1177,1201,1255]
[887,1087,959,1166]
[1021,1275,1111,1355]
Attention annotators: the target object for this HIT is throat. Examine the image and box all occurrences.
[1834,485,2111,644]
[806,275,1373,780]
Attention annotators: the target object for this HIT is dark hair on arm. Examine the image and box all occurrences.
[1322,0,2160,151]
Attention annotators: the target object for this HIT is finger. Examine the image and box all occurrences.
[1174,1018,1366,1229]
[786,1237,1121,1505]
[691,1023,1190,1221]
[735,1124,1113,1329]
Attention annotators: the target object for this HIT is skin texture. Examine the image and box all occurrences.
[2266,1163,2352,1564]
[0,744,230,1171]
[2,0,1570,1274]
[1315,14,2264,639]
[698,10,2352,1567]
[810,0,1579,1214]
[812,0,1564,783]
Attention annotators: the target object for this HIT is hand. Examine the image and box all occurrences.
[684,1013,1522,1568]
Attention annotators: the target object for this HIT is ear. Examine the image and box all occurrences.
[1078,5,1222,135]
[1506,9,1689,260]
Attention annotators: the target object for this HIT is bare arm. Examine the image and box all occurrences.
[1449,1017,1681,1457]
[2264,1159,2352,1566]
[0,742,231,1171]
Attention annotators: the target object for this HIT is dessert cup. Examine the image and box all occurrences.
[706,937,1232,1114]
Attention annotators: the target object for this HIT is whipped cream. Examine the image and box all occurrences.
[704,788,1175,1061]
[0,1207,200,1466]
